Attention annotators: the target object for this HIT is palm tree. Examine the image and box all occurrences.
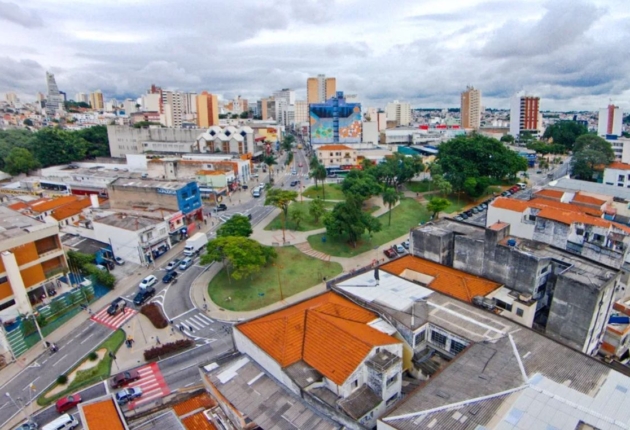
[311,164,327,199]
[382,187,401,226]
[263,155,277,183]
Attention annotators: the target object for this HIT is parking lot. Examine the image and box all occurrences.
[455,184,528,227]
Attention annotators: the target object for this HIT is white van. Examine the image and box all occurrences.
[252,188,261,198]
[42,414,79,430]
[517,182,527,190]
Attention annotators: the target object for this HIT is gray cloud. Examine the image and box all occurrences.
[0,1,43,28]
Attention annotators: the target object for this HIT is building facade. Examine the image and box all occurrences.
[89,90,104,111]
[316,144,358,169]
[460,86,481,130]
[509,93,540,137]
[598,104,623,137]
[307,74,336,104]
[196,91,219,128]
[45,72,64,116]
[385,101,411,127]
[309,92,362,145]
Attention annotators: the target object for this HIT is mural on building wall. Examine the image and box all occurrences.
[309,99,362,144]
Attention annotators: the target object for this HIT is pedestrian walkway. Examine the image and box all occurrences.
[91,307,137,330]
[172,309,217,342]
[126,362,169,409]
[294,242,331,262]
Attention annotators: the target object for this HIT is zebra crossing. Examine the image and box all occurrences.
[173,310,217,340]
[91,306,136,330]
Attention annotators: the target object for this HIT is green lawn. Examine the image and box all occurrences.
[302,183,346,200]
[264,201,334,232]
[308,198,430,258]
[208,247,342,311]
[38,329,125,406]
[405,180,435,193]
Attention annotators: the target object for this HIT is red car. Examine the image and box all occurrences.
[384,248,397,259]
[298,162,303,167]
[56,394,82,413]
[110,369,141,388]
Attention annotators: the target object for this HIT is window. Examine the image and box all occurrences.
[351,379,358,389]
[386,394,399,407]
[593,234,604,242]
[576,228,584,236]
[146,231,153,240]
[414,330,426,346]
[516,308,524,317]
[450,340,466,354]
[430,330,447,347]
[386,374,398,387]
[181,191,188,199]
[619,175,625,182]
[495,299,513,312]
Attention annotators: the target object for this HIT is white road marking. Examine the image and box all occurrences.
[52,354,68,367]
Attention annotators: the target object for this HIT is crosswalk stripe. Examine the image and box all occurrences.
[185,319,203,330]
[190,315,210,326]
[197,314,214,324]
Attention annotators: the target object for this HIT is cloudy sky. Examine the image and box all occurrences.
[1,0,629,110]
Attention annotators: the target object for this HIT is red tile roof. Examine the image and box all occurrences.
[491,197,603,217]
[8,201,28,210]
[237,292,399,385]
[50,197,103,221]
[173,393,216,417]
[572,192,607,206]
[181,411,217,430]
[29,195,78,213]
[382,255,501,303]
[537,208,630,234]
[608,162,630,171]
[317,144,354,151]
[534,189,564,199]
[82,398,125,430]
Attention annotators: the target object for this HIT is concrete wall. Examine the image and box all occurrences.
[108,185,179,212]
[107,125,205,158]
[410,228,454,266]
[486,206,535,239]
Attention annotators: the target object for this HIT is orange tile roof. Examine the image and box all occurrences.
[608,161,630,171]
[491,197,602,217]
[29,195,78,213]
[173,393,216,417]
[537,208,630,234]
[50,197,104,221]
[82,398,125,430]
[533,189,564,199]
[572,192,607,206]
[317,144,354,151]
[181,411,217,430]
[382,255,502,303]
[237,291,399,385]
[8,201,28,210]
[196,170,226,176]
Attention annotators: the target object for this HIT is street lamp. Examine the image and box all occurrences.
[6,392,29,424]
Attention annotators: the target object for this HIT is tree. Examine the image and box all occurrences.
[309,198,326,223]
[309,155,320,171]
[542,121,588,151]
[262,155,277,183]
[310,163,327,197]
[217,214,253,238]
[85,264,116,289]
[426,197,450,219]
[381,187,401,226]
[75,125,110,158]
[231,114,239,119]
[23,119,33,127]
[436,134,528,197]
[500,134,515,143]
[239,111,249,119]
[526,141,566,155]
[4,147,39,176]
[324,200,382,248]
[290,205,306,229]
[462,176,489,198]
[201,236,277,281]
[281,135,295,152]
[265,189,298,242]
[31,128,88,167]
[67,250,96,273]
[341,169,381,203]
[370,153,423,188]
[133,121,162,128]
[571,135,615,180]
[437,177,453,196]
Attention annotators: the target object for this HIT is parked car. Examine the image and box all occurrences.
[107,298,127,316]
[500,191,509,197]
[165,259,180,271]
[472,207,479,214]
[95,264,108,272]
[114,257,125,266]
[460,213,469,220]
[290,180,299,187]
[536,170,543,174]
[162,270,178,284]
[395,244,406,254]
[455,216,464,221]
[291,169,297,175]
[402,240,410,249]
[56,394,82,414]
[139,275,158,290]
[480,203,488,210]
[133,287,155,306]
[110,370,141,388]
[215,203,228,212]
[15,421,38,430]
[465,210,473,217]
[383,248,397,258]
[115,387,143,405]
[179,257,193,271]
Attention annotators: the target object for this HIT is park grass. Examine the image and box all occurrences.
[37,329,126,406]
[405,180,435,193]
[264,201,334,232]
[302,183,346,201]
[208,246,342,311]
[307,198,430,258]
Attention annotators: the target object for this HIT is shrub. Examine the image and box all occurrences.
[88,351,98,361]
[143,339,194,361]
[140,303,168,329]
[57,375,68,385]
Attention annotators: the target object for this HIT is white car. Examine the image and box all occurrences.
[395,244,406,254]
[139,275,158,289]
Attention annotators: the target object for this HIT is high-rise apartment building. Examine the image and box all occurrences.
[45,72,64,116]
[273,89,296,106]
[74,93,89,104]
[309,91,361,145]
[460,86,481,130]
[509,93,541,137]
[385,100,412,127]
[5,93,18,105]
[89,90,104,111]
[307,74,336,104]
[196,91,219,128]
[598,104,623,137]
[295,101,309,124]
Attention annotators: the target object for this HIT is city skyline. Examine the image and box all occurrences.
[0,0,629,110]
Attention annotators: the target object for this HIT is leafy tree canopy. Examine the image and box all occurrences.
[324,200,381,248]
[217,214,253,238]
[4,147,40,176]
[526,141,567,155]
[570,135,615,181]
[542,121,588,150]
[426,197,450,219]
[201,236,276,281]
[370,153,423,187]
[341,169,382,203]
[436,134,528,196]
